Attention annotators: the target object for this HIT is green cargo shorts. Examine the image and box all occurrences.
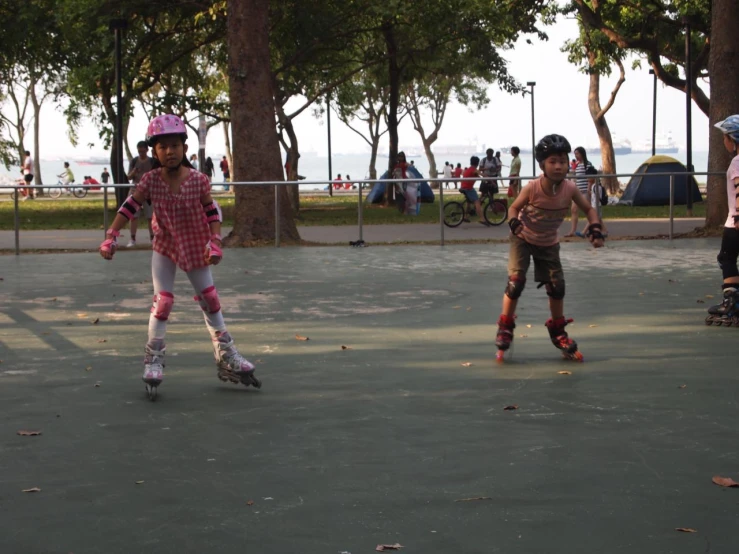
[507,234,564,284]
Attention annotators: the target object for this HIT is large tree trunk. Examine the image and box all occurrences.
[706,0,739,229]
[223,121,233,177]
[226,0,300,244]
[29,77,42,190]
[383,22,399,205]
[587,55,625,194]
[421,138,438,183]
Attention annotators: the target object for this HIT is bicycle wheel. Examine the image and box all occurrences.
[73,187,87,198]
[10,190,17,200]
[48,187,62,199]
[484,199,508,226]
[443,201,466,228]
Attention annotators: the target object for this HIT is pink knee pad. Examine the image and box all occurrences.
[151,291,174,321]
[195,286,221,314]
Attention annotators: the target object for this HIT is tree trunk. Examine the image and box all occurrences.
[586,54,625,194]
[383,22,399,205]
[278,106,300,214]
[223,121,233,176]
[29,77,42,190]
[226,0,300,244]
[421,138,438,184]
[368,136,379,180]
[706,0,739,229]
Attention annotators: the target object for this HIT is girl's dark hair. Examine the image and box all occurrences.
[585,166,598,176]
[574,146,588,164]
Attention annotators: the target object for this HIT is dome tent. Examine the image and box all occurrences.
[618,155,702,206]
[366,164,435,204]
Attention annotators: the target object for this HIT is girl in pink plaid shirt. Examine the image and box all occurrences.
[99,114,260,399]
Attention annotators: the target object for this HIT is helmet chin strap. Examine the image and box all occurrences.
[543,171,565,192]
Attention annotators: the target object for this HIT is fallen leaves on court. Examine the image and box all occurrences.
[295,334,310,341]
[712,476,739,487]
[22,487,41,493]
[460,362,472,367]
[376,544,403,551]
[17,430,42,436]
[675,528,697,533]
[455,497,492,502]
[503,405,518,411]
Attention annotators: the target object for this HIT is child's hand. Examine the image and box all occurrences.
[205,240,222,265]
[100,230,119,260]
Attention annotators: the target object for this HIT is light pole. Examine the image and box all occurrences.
[326,91,333,197]
[109,18,128,207]
[527,81,536,176]
[649,69,657,157]
[683,16,694,216]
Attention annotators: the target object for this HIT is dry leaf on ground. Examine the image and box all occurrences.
[135,481,144,485]
[22,487,41,493]
[341,345,352,350]
[295,334,310,341]
[675,528,697,533]
[712,476,739,487]
[94,382,101,388]
[558,371,572,375]
[678,384,687,389]
[455,496,492,502]
[247,500,255,506]
[461,362,473,367]
[17,430,42,436]
[92,318,100,325]
[518,334,528,338]
[452,306,461,309]
[85,366,92,372]
[98,339,107,343]
[588,324,598,328]
[696,300,705,303]
[503,405,518,411]
[466,307,472,311]
[526,324,532,328]
[705,294,714,299]
[376,544,403,552]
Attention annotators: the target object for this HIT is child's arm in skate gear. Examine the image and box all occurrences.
[506,185,530,230]
[99,190,147,260]
[571,188,604,248]
[201,191,223,265]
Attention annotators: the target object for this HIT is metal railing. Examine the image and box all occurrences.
[4,171,721,254]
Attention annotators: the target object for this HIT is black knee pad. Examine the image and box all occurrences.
[505,275,526,299]
[718,251,739,280]
[545,279,566,300]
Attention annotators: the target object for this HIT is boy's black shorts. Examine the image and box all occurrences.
[718,227,739,279]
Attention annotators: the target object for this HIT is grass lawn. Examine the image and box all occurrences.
[0,193,707,230]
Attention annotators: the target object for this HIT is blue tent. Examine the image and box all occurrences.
[366,165,435,204]
[619,155,702,206]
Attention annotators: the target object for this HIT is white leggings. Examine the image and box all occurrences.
[149,251,226,342]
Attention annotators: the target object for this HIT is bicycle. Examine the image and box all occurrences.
[48,180,87,199]
[443,188,508,228]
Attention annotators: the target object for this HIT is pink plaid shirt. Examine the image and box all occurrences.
[136,168,211,272]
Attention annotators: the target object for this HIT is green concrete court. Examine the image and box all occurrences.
[1,239,738,553]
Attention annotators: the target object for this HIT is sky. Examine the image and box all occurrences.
[10,16,710,161]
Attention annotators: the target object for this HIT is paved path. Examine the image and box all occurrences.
[0,218,703,250]
[2,240,738,553]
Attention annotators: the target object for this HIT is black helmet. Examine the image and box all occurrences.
[535,134,571,162]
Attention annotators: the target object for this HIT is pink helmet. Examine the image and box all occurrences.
[146,114,187,146]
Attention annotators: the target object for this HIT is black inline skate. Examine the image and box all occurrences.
[705,287,739,327]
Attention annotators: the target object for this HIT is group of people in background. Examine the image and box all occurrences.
[442,147,521,196]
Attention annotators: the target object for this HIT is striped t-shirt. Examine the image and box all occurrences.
[574,161,592,194]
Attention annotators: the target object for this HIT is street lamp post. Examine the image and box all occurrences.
[527,81,536,176]
[683,17,694,216]
[649,69,657,157]
[109,18,128,207]
[326,92,333,197]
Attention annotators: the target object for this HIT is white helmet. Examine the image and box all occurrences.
[714,115,739,142]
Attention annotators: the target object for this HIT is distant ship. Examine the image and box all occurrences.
[587,135,632,155]
[633,132,679,154]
